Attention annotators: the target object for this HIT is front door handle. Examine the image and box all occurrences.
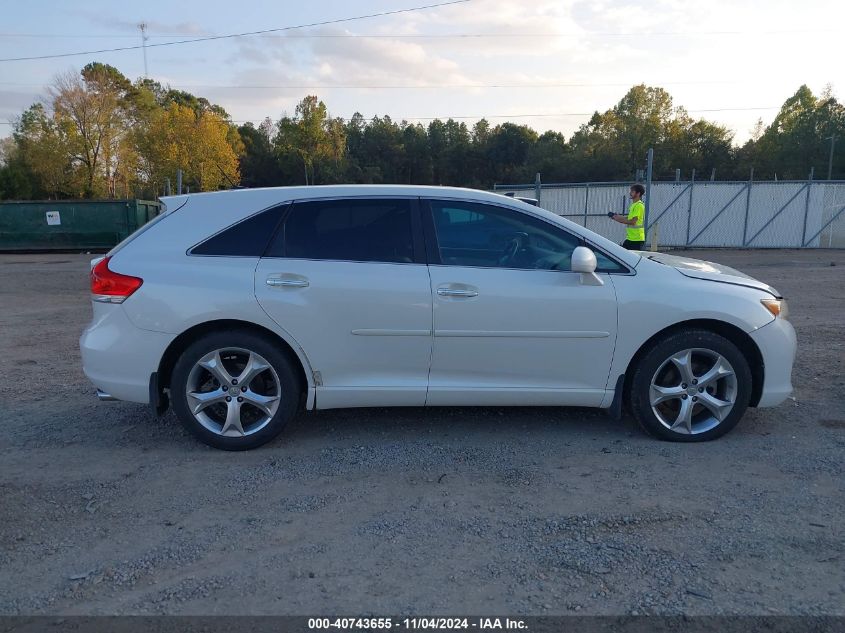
[266,277,309,288]
[437,287,479,298]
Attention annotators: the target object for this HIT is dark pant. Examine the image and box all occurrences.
[622,240,645,250]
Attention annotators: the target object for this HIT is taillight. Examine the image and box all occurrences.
[90,257,143,304]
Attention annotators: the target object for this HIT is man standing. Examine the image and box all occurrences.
[608,184,646,250]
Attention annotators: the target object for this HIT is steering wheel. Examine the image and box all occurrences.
[497,232,528,266]
[535,251,572,271]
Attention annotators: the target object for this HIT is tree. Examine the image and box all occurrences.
[0,136,37,199]
[138,103,241,193]
[530,131,570,183]
[742,85,845,179]
[9,68,845,198]
[486,122,538,184]
[400,123,432,184]
[238,119,278,188]
[274,96,338,185]
[49,65,133,197]
[359,115,404,183]
[13,103,75,198]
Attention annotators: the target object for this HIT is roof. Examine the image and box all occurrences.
[159,184,510,207]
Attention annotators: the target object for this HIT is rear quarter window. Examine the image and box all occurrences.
[190,203,288,257]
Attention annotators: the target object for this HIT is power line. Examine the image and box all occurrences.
[231,107,781,123]
[0,107,781,126]
[0,80,756,89]
[0,106,782,130]
[0,29,836,39]
[0,0,471,63]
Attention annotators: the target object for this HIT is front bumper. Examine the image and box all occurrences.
[80,303,172,404]
[749,317,797,408]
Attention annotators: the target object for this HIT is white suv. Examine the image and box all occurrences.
[80,185,796,450]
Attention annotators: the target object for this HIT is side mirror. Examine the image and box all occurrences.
[571,246,604,286]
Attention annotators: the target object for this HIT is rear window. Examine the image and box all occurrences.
[265,199,414,264]
[191,204,287,257]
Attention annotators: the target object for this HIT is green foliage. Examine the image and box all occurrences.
[4,64,242,200]
[237,119,278,188]
[4,70,845,201]
[741,85,845,179]
[272,96,346,185]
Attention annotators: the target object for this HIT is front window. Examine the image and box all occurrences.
[429,200,582,271]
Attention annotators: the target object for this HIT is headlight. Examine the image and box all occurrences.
[761,298,789,319]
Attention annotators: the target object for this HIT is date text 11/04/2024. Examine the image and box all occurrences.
[308,618,528,630]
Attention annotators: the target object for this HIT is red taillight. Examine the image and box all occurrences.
[90,256,143,303]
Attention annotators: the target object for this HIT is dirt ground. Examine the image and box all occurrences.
[0,249,843,616]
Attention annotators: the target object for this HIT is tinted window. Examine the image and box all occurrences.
[267,199,414,264]
[429,201,582,271]
[191,204,286,256]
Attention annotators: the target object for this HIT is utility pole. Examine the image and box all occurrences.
[138,23,149,78]
[643,147,653,233]
[827,134,837,180]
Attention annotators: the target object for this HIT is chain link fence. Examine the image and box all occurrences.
[494,179,845,248]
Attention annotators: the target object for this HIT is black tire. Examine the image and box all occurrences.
[170,330,301,450]
[629,329,752,442]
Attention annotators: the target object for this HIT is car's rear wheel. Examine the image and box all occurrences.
[629,329,752,441]
[170,331,300,450]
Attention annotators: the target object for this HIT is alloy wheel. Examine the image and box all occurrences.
[185,347,282,437]
[649,348,738,435]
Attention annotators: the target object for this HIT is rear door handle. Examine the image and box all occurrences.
[266,277,309,288]
[437,287,479,298]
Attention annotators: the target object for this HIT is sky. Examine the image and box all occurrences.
[1,0,843,146]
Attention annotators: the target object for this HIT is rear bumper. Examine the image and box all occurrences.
[749,317,797,408]
[80,303,172,404]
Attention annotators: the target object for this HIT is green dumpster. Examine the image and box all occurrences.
[0,199,161,251]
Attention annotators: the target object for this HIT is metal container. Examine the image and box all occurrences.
[0,199,161,251]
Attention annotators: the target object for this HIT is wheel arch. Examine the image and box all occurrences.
[622,319,765,408]
[157,319,312,407]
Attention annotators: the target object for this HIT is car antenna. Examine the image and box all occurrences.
[214,162,244,189]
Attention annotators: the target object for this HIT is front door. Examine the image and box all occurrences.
[424,199,619,406]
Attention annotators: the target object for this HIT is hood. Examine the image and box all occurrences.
[644,252,782,297]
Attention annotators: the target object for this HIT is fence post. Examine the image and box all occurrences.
[165,178,171,197]
[534,173,541,205]
[583,183,590,228]
[710,168,716,182]
[176,169,183,195]
[685,169,695,246]
[675,169,681,183]
[644,148,654,237]
[741,168,754,246]
[801,167,814,246]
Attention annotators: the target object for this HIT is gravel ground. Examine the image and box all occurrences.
[0,249,843,616]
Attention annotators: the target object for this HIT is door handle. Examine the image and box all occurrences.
[266,277,309,288]
[437,287,478,298]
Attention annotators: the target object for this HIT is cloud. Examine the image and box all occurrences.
[77,10,207,36]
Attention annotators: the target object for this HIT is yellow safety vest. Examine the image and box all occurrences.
[627,200,645,242]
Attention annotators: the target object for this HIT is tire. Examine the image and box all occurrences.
[170,330,301,450]
[629,329,752,442]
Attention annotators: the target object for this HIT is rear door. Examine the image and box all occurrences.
[254,197,433,408]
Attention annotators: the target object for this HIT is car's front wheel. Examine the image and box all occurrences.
[170,330,301,450]
[629,329,752,441]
